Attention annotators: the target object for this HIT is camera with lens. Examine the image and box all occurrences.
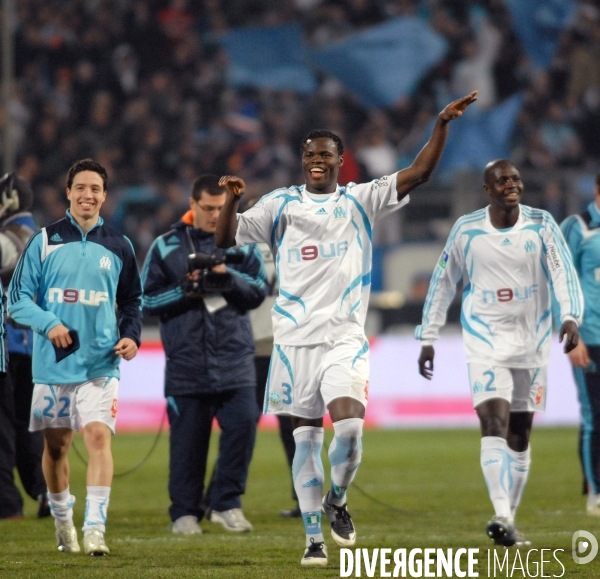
[183,251,245,295]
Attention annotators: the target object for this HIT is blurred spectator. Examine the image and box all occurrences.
[539,102,584,167]
[542,179,566,223]
[450,14,502,110]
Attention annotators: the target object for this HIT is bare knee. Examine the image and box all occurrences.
[507,412,533,452]
[83,422,111,453]
[476,399,511,438]
[44,429,73,461]
[479,414,508,437]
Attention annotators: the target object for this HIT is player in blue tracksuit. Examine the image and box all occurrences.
[561,174,600,516]
[8,159,142,555]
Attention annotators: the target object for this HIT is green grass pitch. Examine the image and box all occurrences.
[1,427,599,578]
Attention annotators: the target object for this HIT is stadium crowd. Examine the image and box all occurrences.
[2,0,600,264]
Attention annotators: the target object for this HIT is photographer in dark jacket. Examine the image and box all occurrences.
[142,175,267,535]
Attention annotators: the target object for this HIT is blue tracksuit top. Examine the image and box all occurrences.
[7,210,142,384]
[561,201,600,345]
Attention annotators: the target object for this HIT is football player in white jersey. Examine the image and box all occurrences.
[416,159,582,547]
[215,91,478,566]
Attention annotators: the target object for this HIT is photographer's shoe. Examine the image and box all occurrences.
[209,508,253,532]
[171,515,202,534]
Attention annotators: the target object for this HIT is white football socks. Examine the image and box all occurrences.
[293,426,325,546]
[480,436,512,519]
[328,418,363,506]
[48,487,76,527]
[506,445,530,520]
[83,486,111,534]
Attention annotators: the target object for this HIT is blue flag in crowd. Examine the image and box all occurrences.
[311,17,448,109]
[504,0,576,69]
[433,94,523,172]
[220,24,317,93]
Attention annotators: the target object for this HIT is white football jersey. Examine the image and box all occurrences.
[236,174,408,345]
[415,205,583,368]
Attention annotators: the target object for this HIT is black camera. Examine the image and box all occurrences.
[184,251,245,294]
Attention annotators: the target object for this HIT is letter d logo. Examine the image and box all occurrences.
[572,530,598,564]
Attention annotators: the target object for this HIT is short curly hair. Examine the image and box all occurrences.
[301,129,344,156]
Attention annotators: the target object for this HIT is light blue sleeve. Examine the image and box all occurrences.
[552,215,582,328]
[545,213,583,326]
[415,219,464,344]
[8,232,62,336]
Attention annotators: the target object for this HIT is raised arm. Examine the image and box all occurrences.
[215,176,246,248]
[396,91,478,200]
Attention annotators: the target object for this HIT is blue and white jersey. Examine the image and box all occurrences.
[235,174,408,345]
[8,211,142,385]
[416,204,583,368]
[561,201,600,346]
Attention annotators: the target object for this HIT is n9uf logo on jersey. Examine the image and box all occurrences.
[482,284,538,303]
[287,241,348,262]
[48,288,109,306]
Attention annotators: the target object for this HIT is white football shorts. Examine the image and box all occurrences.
[467,363,547,412]
[263,334,370,419]
[29,377,119,433]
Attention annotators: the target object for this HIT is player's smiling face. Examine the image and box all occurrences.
[485,163,523,212]
[67,170,107,224]
[302,137,343,194]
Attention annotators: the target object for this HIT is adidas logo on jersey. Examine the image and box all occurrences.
[500,238,512,246]
[50,233,63,242]
[315,208,328,215]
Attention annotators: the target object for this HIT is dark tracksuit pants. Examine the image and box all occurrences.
[167,387,259,522]
[573,345,600,495]
[254,355,297,502]
[0,354,45,518]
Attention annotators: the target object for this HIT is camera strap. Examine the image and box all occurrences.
[184,225,198,254]
[185,226,226,260]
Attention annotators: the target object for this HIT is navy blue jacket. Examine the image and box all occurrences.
[141,220,268,396]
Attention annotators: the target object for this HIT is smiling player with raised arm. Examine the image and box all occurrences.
[416,160,582,547]
[216,92,477,566]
